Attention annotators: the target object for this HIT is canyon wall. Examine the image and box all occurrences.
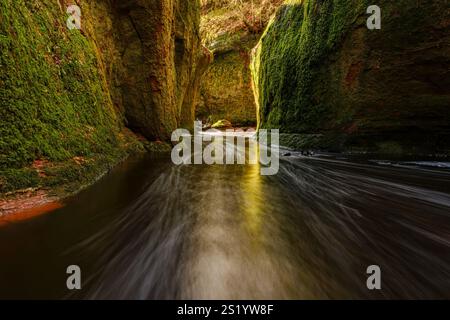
[196,0,282,127]
[251,0,450,155]
[112,0,210,138]
[0,0,206,194]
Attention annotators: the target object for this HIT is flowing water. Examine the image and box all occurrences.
[1,134,450,299]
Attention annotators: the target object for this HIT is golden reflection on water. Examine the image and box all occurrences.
[184,140,305,299]
[242,146,263,238]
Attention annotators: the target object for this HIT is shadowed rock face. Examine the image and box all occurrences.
[112,0,178,140]
[251,0,450,155]
[109,0,209,139]
[196,47,258,127]
[56,0,208,140]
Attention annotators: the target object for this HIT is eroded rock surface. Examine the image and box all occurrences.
[251,0,450,154]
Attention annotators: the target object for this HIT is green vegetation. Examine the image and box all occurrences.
[251,0,450,155]
[200,0,282,47]
[0,0,141,194]
[197,51,257,126]
[251,0,367,132]
[211,119,232,129]
[197,0,282,127]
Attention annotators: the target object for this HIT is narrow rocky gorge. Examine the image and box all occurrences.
[1,0,450,301]
[196,0,282,127]
[2,0,450,207]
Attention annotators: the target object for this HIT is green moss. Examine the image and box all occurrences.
[0,168,40,193]
[0,0,147,195]
[251,0,450,155]
[197,1,283,128]
[0,0,124,170]
[41,154,121,196]
[0,130,145,195]
[197,50,257,126]
[251,0,367,132]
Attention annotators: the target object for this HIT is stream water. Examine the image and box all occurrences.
[0,137,450,299]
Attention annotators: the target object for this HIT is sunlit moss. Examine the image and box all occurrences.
[251,0,450,155]
[251,0,367,132]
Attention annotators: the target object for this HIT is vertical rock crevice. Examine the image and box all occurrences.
[108,0,210,140]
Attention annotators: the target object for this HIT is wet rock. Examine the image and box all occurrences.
[251,0,450,155]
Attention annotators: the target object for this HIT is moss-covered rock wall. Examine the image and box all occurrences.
[251,0,450,154]
[196,39,258,126]
[0,0,205,194]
